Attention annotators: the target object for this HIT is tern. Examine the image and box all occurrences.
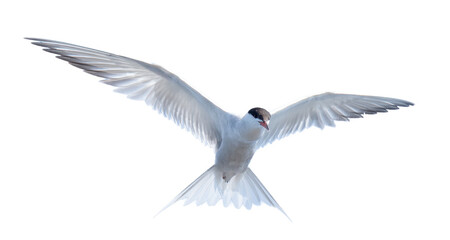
[27,38,413,219]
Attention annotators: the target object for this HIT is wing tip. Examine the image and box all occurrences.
[25,37,48,44]
[403,100,414,107]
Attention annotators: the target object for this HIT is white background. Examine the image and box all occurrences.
[1,0,449,239]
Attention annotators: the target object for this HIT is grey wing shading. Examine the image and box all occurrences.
[27,38,234,147]
[257,92,413,148]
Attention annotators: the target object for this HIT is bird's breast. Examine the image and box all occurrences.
[215,138,256,177]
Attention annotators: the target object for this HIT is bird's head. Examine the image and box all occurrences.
[247,107,271,131]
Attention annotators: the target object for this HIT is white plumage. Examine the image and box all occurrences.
[257,93,412,148]
[27,38,413,219]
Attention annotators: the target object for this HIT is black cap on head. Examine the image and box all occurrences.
[248,107,271,122]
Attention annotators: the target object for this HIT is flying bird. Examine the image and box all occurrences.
[27,38,413,219]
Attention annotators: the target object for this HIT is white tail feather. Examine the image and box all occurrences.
[156,165,290,220]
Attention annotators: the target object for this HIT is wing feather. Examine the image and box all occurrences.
[27,38,235,147]
[257,92,413,148]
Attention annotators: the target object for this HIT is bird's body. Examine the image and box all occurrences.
[27,38,413,219]
[216,133,256,181]
[216,112,267,182]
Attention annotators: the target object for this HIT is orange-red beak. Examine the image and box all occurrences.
[259,121,269,130]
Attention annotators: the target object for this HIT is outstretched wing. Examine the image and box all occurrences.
[27,38,234,147]
[257,92,413,148]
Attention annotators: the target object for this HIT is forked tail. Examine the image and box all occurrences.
[156,165,290,220]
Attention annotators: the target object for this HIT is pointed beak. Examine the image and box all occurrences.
[259,121,269,130]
